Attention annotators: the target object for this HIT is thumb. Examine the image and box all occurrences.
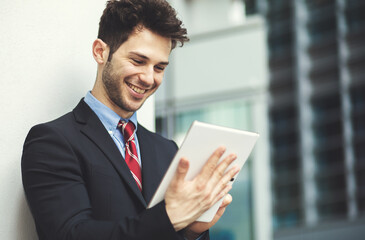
[172,157,189,185]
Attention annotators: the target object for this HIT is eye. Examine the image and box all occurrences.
[154,65,165,72]
[132,58,143,64]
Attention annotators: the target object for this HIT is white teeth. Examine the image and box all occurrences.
[128,83,146,94]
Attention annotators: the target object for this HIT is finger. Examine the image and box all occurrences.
[170,158,189,187]
[213,193,232,220]
[210,166,238,203]
[198,146,226,180]
[220,194,232,208]
[201,154,236,194]
[212,194,233,223]
[215,205,226,218]
[210,153,237,183]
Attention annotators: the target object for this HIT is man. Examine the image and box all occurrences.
[21,1,239,239]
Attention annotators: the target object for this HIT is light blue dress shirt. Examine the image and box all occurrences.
[84,91,141,166]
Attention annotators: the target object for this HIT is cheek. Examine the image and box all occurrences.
[112,63,137,80]
[122,65,138,76]
[154,75,164,87]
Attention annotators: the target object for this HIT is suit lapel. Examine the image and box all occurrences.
[73,100,146,206]
[137,125,166,204]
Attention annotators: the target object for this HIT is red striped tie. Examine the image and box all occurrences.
[118,121,142,191]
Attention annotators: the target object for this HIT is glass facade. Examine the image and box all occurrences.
[163,99,256,240]
[157,0,365,239]
[156,2,268,238]
[260,0,365,239]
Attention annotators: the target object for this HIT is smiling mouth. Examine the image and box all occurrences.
[127,83,147,94]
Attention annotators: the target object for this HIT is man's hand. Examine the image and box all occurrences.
[184,194,233,240]
[164,146,239,232]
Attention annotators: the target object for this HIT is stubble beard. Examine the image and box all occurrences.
[102,61,140,114]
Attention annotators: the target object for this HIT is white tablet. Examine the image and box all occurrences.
[147,121,259,222]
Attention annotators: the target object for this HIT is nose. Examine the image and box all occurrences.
[139,66,154,86]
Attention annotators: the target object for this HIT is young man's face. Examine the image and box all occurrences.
[101,27,171,118]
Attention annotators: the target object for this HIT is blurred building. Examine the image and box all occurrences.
[260,0,365,239]
[157,0,365,239]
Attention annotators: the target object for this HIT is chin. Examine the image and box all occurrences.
[124,102,144,113]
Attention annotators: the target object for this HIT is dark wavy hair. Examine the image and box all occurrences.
[98,0,189,61]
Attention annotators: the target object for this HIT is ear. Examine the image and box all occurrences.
[92,39,109,64]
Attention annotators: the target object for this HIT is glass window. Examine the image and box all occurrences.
[167,99,256,240]
[174,100,253,144]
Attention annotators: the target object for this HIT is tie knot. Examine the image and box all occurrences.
[118,120,135,142]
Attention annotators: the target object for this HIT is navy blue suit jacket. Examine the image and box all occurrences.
[22,99,193,240]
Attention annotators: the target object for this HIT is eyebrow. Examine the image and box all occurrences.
[129,51,169,66]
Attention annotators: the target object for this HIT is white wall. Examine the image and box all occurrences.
[173,18,267,101]
[0,1,154,239]
[169,0,245,35]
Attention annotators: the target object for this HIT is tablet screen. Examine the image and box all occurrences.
[148,121,259,222]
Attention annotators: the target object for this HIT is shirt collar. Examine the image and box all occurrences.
[84,91,138,132]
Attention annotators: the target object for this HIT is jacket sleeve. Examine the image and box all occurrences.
[21,124,184,240]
